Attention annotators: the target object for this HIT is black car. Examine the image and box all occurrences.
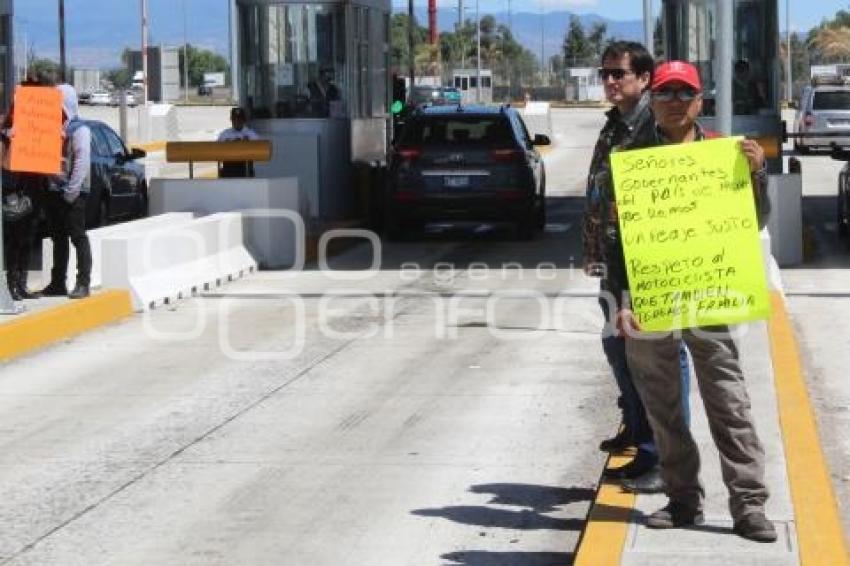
[84,120,148,227]
[386,105,549,239]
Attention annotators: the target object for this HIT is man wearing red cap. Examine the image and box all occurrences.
[615,60,776,543]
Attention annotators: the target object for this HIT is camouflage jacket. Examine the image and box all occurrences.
[582,91,657,280]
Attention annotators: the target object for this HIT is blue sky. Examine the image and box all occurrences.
[13,0,850,68]
[390,0,850,32]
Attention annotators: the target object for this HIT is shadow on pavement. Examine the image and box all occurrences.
[412,505,583,531]
[440,550,574,565]
[468,484,595,514]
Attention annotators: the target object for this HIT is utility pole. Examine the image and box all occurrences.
[643,0,652,51]
[141,0,149,105]
[459,0,464,30]
[786,0,793,102]
[183,0,190,103]
[476,0,481,102]
[229,0,239,104]
[717,0,733,134]
[408,0,415,91]
[539,2,545,87]
[58,0,66,82]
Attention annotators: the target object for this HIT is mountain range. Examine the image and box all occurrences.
[21,4,642,69]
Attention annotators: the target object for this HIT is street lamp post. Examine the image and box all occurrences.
[58,0,66,82]
[786,0,793,102]
[141,0,149,105]
[476,0,481,102]
[184,0,189,103]
[643,0,652,51]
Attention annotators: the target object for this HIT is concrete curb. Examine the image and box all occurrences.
[0,290,133,362]
[572,291,850,565]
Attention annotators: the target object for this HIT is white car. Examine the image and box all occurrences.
[89,91,111,106]
[110,91,137,107]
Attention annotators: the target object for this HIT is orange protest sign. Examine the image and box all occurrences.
[9,86,64,175]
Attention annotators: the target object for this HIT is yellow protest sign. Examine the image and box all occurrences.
[9,86,63,175]
[610,137,770,331]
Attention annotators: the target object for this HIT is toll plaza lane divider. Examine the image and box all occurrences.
[43,212,197,291]
[572,291,850,566]
[0,290,133,362]
[101,212,258,311]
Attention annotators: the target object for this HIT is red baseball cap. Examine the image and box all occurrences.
[652,61,702,91]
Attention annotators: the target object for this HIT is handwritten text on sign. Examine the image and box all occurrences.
[610,137,770,331]
[9,86,63,175]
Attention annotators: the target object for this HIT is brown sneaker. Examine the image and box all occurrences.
[733,512,777,543]
[646,501,704,529]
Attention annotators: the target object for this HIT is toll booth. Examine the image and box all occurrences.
[452,69,493,105]
[661,0,802,265]
[233,0,391,223]
[661,0,782,172]
[0,0,13,112]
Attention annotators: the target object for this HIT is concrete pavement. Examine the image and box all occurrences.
[0,108,848,564]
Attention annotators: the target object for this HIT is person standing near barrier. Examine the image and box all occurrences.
[616,61,776,542]
[582,41,692,493]
[1,72,56,300]
[40,84,92,300]
[217,107,259,178]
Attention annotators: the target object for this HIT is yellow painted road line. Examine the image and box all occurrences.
[0,290,133,362]
[767,292,850,565]
[574,451,636,566]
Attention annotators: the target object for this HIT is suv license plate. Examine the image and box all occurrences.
[445,176,470,188]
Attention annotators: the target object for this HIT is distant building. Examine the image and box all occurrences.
[0,0,13,111]
[73,69,102,94]
[452,69,493,104]
[566,67,604,102]
[126,46,181,102]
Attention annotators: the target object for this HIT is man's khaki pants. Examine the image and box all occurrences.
[625,326,769,520]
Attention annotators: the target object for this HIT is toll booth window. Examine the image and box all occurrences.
[483,76,492,88]
[662,0,777,117]
[239,4,346,119]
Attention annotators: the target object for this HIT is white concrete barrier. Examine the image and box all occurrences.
[42,212,196,290]
[761,229,784,295]
[149,177,306,268]
[520,102,553,139]
[101,213,258,311]
[766,173,803,266]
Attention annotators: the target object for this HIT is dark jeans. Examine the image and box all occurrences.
[2,172,40,275]
[44,192,91,287]
[599,296,692,454]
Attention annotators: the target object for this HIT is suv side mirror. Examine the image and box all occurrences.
[830,144,850,162]
[533,134,551,147]
[129,147,146,160]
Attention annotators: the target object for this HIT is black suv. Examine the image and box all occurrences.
[386,105,549,239]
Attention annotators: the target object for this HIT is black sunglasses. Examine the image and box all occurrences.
[597,67,634,81]
[652,87,700,102]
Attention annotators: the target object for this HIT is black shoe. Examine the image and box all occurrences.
[40,282,68,297]
[68,284,90,300]
[621,466,665,494]
[16,272,42,299]
[599,430,633,452]
[732,512,777,543]
[606,449,658,479]
[646,501,704,529]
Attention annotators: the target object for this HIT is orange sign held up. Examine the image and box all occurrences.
[9,86,63,175]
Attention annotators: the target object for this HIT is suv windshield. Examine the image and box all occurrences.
[402,116,514,147]
[813,91,850,110]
